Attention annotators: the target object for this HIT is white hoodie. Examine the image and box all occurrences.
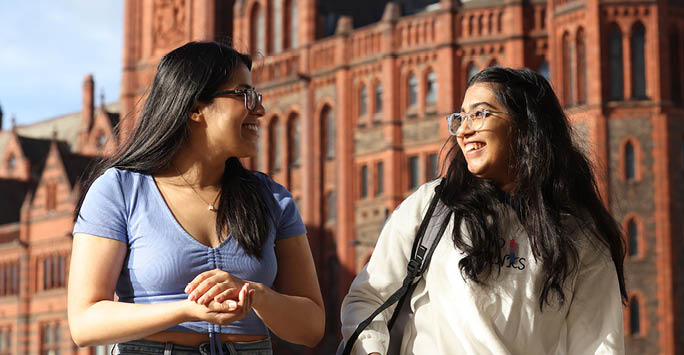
[341,180,625,355]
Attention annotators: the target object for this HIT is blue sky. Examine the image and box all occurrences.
[0,1,123,129]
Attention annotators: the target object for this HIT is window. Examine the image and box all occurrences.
[608,24,624,101]
[631,22,646,99]
[577,28,587,104]
[477,15,483,36]
[670,31,682,102]
[625,141,635,181]
[627,219,638,257]
[409,156,419,190]
[467,63,479,82]
[42,255,66,291]
[269,118,281,173]
[540,8,546,29]
[322,107,335,159]
[0,262,19,297]
[288,0,298,49]
[562,32,573,106]
[45,182,57,211]
[376,161,384,196]
[359,85,367,116]
[40,322,59,355]
[497,12,503,33]
[408,74,418,108]
[288,114,300,167]
[360,165,368,199]
[487,13,494,35]
[426,71,437,105]
[7,154,16,172]
[96,133,106,148]
[375,83,383,113]
[427,153,439,181]
[538,60,550,82]
[468,15,474,36]
[326,190,336,222]
[274,0,282,54]
[0,326,12,355]
[629,296,641,335]
[251,4,265,56]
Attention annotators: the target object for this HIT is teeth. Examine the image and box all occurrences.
[465,142,484,152]
[244,124,258,132]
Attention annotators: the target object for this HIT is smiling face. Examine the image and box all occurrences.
[456,83,515,191]
[197,63,264,159]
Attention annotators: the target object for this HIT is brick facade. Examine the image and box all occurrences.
[0,0,682,354]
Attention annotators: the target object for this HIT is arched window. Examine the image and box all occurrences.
[285,0,298,50]
[538,60,550,82]
[7,153,16,172]
[375,83,383,113]
[562,32,573,106]
[488,13,494,35]
[631,22,647,99]
[96,132,106,148]
[269,117,281,172]
[274,0,282,54]
[629,296,641,335]
[408,73,418,108]
[627,218,638,256]
[478,15,484,35]
[577,28,587,105]
[359,85,367,116]
[251,4,265,56]
[488,59,499,67]
[497,12,503,33]
[426,70,437,105]
[625,141,635,181]
[608,24,624,101]
[322,106,335,159]
[288,113,300,167]
[468,15,474,36]
[670,30,682,102]
[467,63,479,82]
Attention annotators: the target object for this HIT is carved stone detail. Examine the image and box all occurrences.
[153,0,187,51]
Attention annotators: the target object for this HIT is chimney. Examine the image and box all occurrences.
[82,74,94,132]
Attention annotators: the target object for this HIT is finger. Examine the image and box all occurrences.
[214,287,240,303]
[197,283,234,305]
[185,269,218,294]
[188,275,223,302]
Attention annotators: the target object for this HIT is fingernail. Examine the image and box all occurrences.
[184,285,190,293]
[227,300,237,309]
[188,294,195,301]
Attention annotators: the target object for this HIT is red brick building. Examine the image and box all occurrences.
[0,0,682,354]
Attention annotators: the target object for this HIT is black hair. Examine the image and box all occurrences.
[76,41,271,258]
[441,67,627,309]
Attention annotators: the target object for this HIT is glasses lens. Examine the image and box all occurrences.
[447,113,460,135]
[245,90,255,111]
[471,110,487,130]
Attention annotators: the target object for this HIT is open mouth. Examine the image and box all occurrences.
[464,142,486,153]
[243,123,258,134]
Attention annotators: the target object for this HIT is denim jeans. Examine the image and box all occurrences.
[116,338,273,355]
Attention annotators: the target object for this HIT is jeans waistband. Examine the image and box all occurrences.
[116,338,272,355]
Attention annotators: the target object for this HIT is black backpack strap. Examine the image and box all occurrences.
[342,180,450,355]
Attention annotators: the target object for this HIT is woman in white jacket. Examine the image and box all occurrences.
[341,67,627,355]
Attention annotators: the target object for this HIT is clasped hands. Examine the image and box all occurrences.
[183,268,256,325]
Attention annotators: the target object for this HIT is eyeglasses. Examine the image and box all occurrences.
[211,88,263,111]
[446,108,505,135]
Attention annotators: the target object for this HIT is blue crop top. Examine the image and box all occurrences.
[73,168,307,335]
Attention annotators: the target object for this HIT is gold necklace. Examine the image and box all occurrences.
[172,165,220,212]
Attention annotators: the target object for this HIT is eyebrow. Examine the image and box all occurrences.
[460,101,497,112]
[234,84,253,90]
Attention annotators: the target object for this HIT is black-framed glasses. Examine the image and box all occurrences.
[446,108,505,135]
[211,88,263,111]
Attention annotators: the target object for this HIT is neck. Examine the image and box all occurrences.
[165,150,225,188]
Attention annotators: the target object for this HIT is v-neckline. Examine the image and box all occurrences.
[147,173,231,250]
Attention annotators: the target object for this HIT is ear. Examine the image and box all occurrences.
[189,103,206,123]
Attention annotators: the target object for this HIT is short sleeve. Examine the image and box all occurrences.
[260,175,306,240]
[73,168,129,243]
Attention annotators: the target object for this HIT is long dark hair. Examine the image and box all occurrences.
[441,67,627,308]
[76,41,272,258]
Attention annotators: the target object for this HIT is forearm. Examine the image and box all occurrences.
[68,299,190,347]
[251,283,325,347]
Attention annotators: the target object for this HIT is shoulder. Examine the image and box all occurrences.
[253,172,292,197]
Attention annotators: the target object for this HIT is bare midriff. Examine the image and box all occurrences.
[144,331,268,346]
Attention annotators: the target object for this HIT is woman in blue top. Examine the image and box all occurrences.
[68,41,325,355]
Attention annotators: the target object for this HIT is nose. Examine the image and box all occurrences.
[251,102,266,117]
[455,119,474,137]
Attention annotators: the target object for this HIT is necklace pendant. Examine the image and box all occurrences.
[208,205,216,212]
